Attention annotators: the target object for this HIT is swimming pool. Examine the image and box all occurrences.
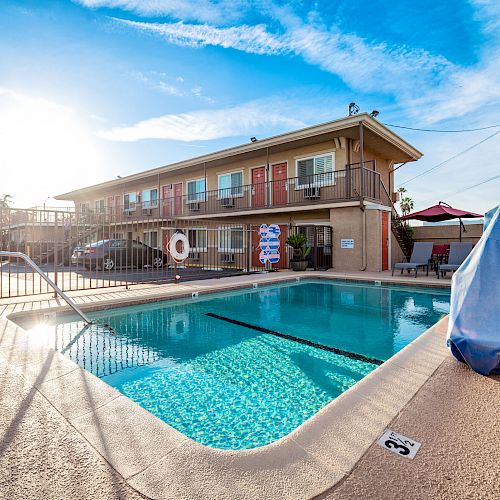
[28,279,450,450]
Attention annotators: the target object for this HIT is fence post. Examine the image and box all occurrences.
[53,211,58,297]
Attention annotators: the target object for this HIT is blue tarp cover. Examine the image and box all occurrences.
[447,206,500,375]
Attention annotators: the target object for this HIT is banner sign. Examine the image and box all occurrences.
[259,224,281,264]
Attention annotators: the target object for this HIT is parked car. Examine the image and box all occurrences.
[71,245,85,267]
[83,239,166,271]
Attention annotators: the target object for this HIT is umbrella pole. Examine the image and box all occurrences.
[459,217,462,242]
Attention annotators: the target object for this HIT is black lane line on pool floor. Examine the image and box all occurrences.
[205,312,384,366]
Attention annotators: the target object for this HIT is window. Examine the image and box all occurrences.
[187,179,206,202]
[218,227,244,252]
[142,188,158,208]
[296,153,334,187]
[124,192,137,211]
[188,228,208,251]
[218,171,243,198]
[94,199,105,213]
[143,231,158,248]
[79,202,90,214]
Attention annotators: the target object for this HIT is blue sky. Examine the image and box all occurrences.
[1,0,499,212]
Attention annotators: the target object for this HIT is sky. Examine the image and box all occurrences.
[0,0,499,213]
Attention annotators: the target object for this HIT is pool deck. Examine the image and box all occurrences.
[1,271,499,499]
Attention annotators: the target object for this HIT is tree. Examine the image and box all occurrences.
[400,196,414,217]
[0,194,13,209]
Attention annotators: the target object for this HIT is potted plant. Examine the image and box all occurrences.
[286,233,311,271]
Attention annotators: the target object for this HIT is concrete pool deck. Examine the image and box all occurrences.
[1,271,499,499]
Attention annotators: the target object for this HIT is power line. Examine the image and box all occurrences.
[396,129,500,188]
[443,173,500,198]
[384,123,500,133]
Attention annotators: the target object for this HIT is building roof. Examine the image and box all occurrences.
[55,113,422,200]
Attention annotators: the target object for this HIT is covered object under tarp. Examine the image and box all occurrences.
[447,205,500,375]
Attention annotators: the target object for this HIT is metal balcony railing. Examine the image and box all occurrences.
[92,165,383,220]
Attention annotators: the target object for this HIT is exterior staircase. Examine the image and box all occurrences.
[379,181,413,260]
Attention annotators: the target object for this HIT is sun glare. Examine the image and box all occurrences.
[0,88,105,208]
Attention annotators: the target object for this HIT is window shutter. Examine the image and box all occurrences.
[297,159,314,186]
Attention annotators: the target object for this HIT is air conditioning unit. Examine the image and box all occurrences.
[188,202,200,212]
[304,187,321,199]
[189,251,200,261]
[142,208,153,216]
[221,197,235,208]
[220,253,235,263]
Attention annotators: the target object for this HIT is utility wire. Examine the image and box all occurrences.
[442,173,500,198]
[384,123,500,133]
[396,129,500,188]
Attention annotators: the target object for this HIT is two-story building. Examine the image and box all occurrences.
[55,113,422,272]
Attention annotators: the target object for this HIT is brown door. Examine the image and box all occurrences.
[251,167,266,208]
[174,182,183,216]
[272,163,287,206]
[162,185,172,217]
[382,211,389,271]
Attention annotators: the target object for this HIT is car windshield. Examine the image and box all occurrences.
[88,240,110,247]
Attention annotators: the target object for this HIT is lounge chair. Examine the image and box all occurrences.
[438,242,473,278]
[392,242,433,278]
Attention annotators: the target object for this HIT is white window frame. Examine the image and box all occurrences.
[218,226,245,253]
[186,178,206,203]
[295,152,335,189]
[187,227,208,252]
[80,202,90,214]
[94,199,105,214]
[143,230,159,249]
[142,188,158,208]
[123,192,137,211]
[217,170,244,199]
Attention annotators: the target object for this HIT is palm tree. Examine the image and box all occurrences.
[0,194,13,209]
[400,196,414,217]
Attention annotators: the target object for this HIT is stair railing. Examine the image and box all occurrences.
[0,251,92,324]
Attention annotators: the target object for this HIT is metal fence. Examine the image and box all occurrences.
[0,207,331,298]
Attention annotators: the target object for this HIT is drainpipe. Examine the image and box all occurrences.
[359,121,367,271]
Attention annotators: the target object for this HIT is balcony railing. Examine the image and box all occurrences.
[80,165,383,220]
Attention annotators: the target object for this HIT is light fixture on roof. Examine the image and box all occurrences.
[348,102,360,116]
[250,137,257,143]
[370,110,380,118]
[117,175,122,179]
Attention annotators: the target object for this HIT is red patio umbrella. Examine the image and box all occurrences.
[400,201,483,241]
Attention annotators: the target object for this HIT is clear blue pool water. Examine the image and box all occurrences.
[30,279,450,449]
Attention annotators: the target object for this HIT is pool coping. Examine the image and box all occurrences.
[0,273,451,499]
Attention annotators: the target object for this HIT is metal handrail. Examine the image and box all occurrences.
[0,251,92,324]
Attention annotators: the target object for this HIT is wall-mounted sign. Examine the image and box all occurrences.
[259,224,281,264]
[341,239,354,249]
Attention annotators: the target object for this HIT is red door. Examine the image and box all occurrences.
[174,182,183,216]
[381,211,389,271]
[162,185,172,217]
[251,224,288,269]
[252,167,266,208]
[272,163,287,206]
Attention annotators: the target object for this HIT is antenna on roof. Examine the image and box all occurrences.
[348,103,360,116]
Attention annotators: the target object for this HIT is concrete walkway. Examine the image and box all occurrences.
[2,272,497,499]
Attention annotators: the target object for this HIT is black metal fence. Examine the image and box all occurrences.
[0,207,331,298]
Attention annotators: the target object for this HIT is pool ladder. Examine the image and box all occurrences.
[0,251,92,325]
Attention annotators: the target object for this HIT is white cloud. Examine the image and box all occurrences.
[116,19,287,55]
[75,0,248,24]
[114,17,453,97]
[96,100,304,142]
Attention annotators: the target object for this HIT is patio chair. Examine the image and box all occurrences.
[438,242,473,278]
[392,242,433,278]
